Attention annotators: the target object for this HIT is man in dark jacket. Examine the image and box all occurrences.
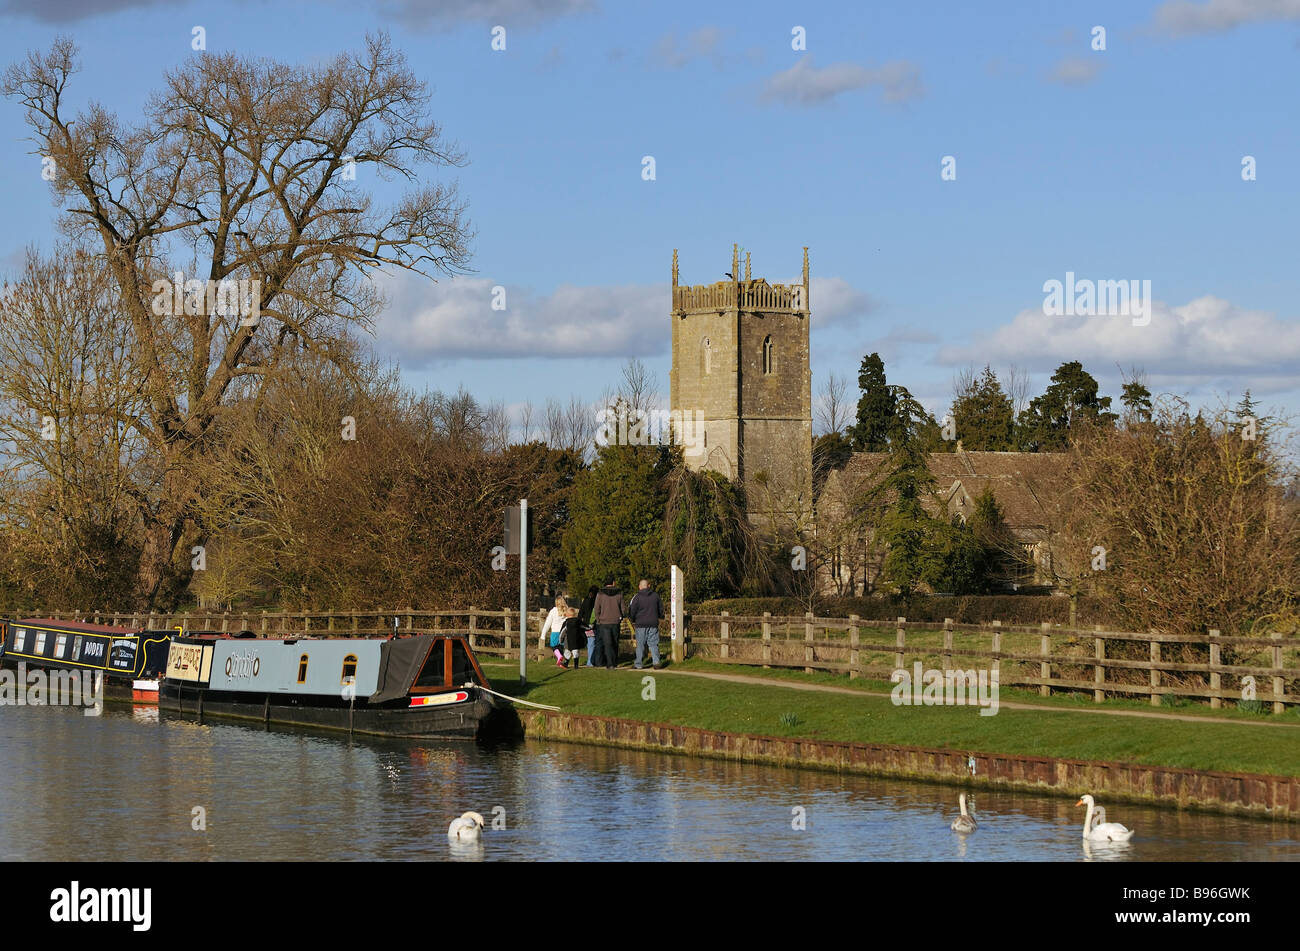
[627,578,665,669]
[593,579,625,669]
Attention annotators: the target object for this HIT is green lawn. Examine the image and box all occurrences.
[481,659,1300,778]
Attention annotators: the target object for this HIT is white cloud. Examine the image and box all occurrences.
[652,26,725,68]
[1152,0,1300,35]
[375,272,873,365]
[759,57,924,106]
[937,295,1300,394]
[1048,56,1104,85]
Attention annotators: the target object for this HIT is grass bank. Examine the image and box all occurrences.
[482,659,1300,778]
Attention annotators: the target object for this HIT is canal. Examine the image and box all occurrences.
[2,705,1297,861]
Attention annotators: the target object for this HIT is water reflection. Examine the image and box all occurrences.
[0,704,1296,861]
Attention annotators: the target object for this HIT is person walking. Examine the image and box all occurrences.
[541,595,567,668]
[559,606,586,669]
[578,585,600,667]
[593,578,625,670]
[627,578,666,669]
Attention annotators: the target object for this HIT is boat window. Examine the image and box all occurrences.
[34,631,47,654]
[341,654,358,684]
[12,628,25,652]
[297,654,309,683]
[413,640,446,688]
[54,633,67,658]
[72,635,82,660]
[450,640,478,686]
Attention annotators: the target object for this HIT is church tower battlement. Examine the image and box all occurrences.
[669,244,813,520]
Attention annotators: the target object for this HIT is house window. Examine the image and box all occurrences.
[762,335,774,374]
[54,633,67,658]
[341,654,358,685]
[34,631,47,654]
[297,654,309,683]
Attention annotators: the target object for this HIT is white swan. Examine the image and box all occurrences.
[950,792,977,833]
[1076,795,1133,842]
[448,811,486,841]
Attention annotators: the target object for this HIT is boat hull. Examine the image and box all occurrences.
[158,683,519,740]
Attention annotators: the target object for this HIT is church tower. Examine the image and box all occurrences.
[669,244,813,520]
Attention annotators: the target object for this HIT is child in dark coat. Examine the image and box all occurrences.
[559,607,586,669]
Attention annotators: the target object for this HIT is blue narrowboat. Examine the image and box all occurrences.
[158,632,518,739]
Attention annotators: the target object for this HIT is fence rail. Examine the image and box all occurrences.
[13,607,1298,711]
[687,613,1300,712]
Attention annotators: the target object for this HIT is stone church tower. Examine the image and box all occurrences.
[669,244,813,520]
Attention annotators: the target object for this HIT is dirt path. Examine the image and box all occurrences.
[648,666,1300,728]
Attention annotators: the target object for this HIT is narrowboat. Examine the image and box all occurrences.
[158,633,520,740]
[1,618,173,702]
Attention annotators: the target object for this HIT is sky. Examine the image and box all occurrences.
[1,0,1298,432]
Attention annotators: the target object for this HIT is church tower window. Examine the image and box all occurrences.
[762,335,774,375]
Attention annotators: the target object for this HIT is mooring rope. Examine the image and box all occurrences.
[473,684,562,712]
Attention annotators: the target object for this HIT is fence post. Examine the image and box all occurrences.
[849,614,860,681]
[720,611,730,660]
[469,606,477,649]
[895,617,906,671]
[991,621,1002,681]
[942,618,953,673]
[1093,625,1105,703]
[1039,622,1051,697]
[762,612,772,668]
[261,610,268,635]
[1208,630,1221,709]
[1272,630,1284,715]
[1150,636,1161,706]
[804,612,814,674]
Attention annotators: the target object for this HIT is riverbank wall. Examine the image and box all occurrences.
[519,710,1300,820]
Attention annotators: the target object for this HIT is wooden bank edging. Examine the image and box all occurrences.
[518,710,1300,820]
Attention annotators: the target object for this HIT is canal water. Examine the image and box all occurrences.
[2,705,1297,861]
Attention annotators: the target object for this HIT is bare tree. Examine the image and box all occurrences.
[545,395,595,455]
[3,34,473,607]
[815,371,850,435]
[518,400,536,444]
[1004,364,1032,419]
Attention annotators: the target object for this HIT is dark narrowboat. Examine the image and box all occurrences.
[158,633,519,740]
[1,618,173,702]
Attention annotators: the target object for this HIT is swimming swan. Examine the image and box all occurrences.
[448,811,486,840]
[950,792,977,833]
[1076,795,1133,842]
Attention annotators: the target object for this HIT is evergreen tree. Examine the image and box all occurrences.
[876,388,939,598]
[849,352,895,451]
[1120,380,1153,423]
[1015,361,1117,451]
[562,442,670,593]
[967,486,1022,589]
[950,366,1015,450]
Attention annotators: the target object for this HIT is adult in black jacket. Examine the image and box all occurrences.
[627,579,666,669]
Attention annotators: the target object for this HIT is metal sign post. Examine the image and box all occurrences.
[670,564,684,664]
[518,498,528,687]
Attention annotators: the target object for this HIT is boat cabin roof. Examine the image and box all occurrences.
[14,617,141,636]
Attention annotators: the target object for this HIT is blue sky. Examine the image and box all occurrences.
[2,0,1298,430]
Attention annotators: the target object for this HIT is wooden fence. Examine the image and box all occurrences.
[685,613,1299,712]
[17,607,1299,711]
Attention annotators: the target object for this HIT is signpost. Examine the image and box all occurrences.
[506,501,531,685]
[670,564,684,664]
